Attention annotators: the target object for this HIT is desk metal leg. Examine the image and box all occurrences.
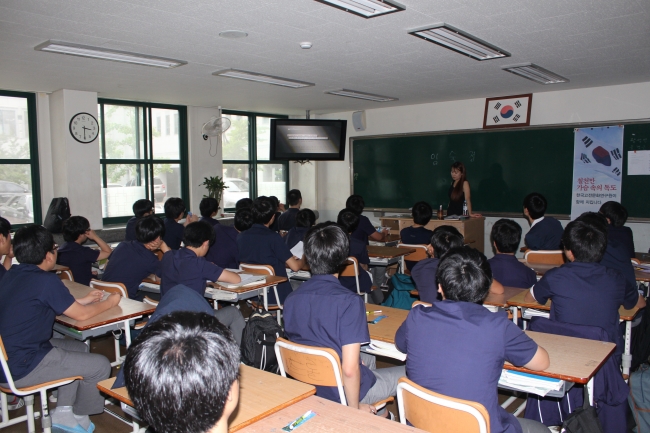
[587,378,594,406]
[623,320,632,378]
[263,287,268,311]
[511,307,518,326]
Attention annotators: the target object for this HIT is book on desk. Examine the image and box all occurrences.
[216,273,266,289]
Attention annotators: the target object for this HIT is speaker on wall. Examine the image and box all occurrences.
[352,110,366,131]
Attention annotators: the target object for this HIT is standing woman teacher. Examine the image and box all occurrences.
[448,161,481,218]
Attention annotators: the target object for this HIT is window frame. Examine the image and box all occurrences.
[98,98,188,225]
[0,90,42,227]
[222,109,289,211]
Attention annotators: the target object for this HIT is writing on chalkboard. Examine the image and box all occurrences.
[469,151,476,162]
[430,153,438,166]
[449,151,457,161]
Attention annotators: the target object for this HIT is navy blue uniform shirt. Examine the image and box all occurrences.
[396,303,538,433]
[102,241,161,298]
[285,226,309,250]
[160,248,225,297]
[600,236,636,294]
[284,274,376,403]
[0,264,7,282]
[340,237,372,294]
[278,208,300,231]
[400,226,434,271]
[411,258,441,303]
[0,264,76,381]
[200,216,220,227]
[57,241,101,286]
[237,224,293,304]
[608,224,634,259]
[205,224,239,270]
[269,212,282,232]
[163,218,184,250]
[488,254,537,289]
[351,215,376,245]
[524,217,563,250]
[125,217,138,241]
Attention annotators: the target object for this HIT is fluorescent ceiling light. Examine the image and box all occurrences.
[316,0,405,18]
[34,40,187,68]
[408,24,509,61]
[212,69,315,88]
[502,63,569,84]
[325,89,397,102]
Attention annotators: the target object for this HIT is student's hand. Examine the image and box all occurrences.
[86,229,98,241]
[184,214,199,225]
[359,404,377,415]
[106,293,121,307]
[79,289,103,305]
[159,241,171,253]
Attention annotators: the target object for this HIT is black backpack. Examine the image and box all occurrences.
[631,302,650,372]
[241,309,284,373]
[43,198,71,234]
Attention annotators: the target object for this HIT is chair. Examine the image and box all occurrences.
[134,297,159,331]
[240,263,283,325]
[396,377,490,433]
[340,257,369,303]
[524,250,565,265]
[274,338,393,410]
[398,244,429,275]
[56,270,74,282]
[0,336,82,433]
[89,279,128,298]
[412,300,432,308]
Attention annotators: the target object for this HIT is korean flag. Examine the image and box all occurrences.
[485,96,530,127]
[574,127,624,180]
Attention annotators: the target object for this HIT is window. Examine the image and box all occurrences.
[0,91,40,226]
[98,99,188,224]
[222,111,288,210]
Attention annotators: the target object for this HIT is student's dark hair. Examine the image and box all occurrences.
[62,216,90,243]
[337,209,360,234]
[184,221,216,248]
[490,219,522,254]
[136,216,166,244]
[576,211,608,232]
[164,197,186,220]
[296,209,316,228]
[234,208,254,232]
[450,162,467,202]
[268,196,280,212]
[199,197,219,219]
[124,312,240,433]
[412,201,433,226]
[0,216,10,238]
[599,201,628,227]
[430,226,464,258]
[13,225,55,265]
[345,195,365,215]
[523,193,547,220]
[287,189,302,206]
[251,197,275,224]
[304,223,349,275]
[562,219,607,262]
[235,198,253,211]
[132,199,154,218]
[437,247,492,303]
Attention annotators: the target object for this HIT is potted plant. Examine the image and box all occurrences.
[200,176,228,208]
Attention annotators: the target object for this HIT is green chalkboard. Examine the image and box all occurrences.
[352,123,650,218]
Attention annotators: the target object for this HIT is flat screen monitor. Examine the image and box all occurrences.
[270,119,347,161]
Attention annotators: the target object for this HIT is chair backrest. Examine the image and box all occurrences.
[274,337,347,405]
[90,279,128,298]
[143,296,159,306]
[339,257,358,277]
[399,244,429,262]
[397,377,490,433]
[57,270,74,281]
[631,258,640,265]
[524,250,565,265]
[412,300,432,308]
[240,263,275,276]
[0,336,18,393]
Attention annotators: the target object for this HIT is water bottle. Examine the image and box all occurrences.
[462,200,468,216]
[437,205,443,220]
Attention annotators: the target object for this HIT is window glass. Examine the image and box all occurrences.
[0,164,33,224]
[103,105,145,159]
[154,163,181,206]
[101,164,147,218]
[152,108,180,160]
[223,115,249,160]
[257,163,286,204]
[256,117,272,161]
[222,163,250,209]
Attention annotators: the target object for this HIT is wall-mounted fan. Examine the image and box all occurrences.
[202,107,231,156]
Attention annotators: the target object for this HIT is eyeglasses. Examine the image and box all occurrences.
[52,244,59,253]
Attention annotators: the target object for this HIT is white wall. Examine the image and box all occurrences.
[187,107,223,214]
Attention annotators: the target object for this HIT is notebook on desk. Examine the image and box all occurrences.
[216,273,266,289]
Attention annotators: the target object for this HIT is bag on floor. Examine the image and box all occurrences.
[241,309,284,373]
[561,387,604,433]
[43,197,71,233]
[382,273,417,310]
[629,362,650,433]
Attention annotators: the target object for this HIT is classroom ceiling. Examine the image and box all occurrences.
[1,0,649,115]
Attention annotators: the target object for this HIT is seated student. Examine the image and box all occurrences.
[57,216,112,286]
[206,223,240,271]
[235,197,253,210]
[337,210,374,300]
[488,219,537,289]
[199,197,220,227]
[268,196,283,232]
[522,193,563,251]
[599,201,635,259]
[124,311,240,433]
[162,197,198,250]
[102,216,170,300]
[237,197,305,305]
[0,217,12,282]
[400,201,434,271]
[525,219,645,359]
[396,247,550,433]
[234,207,254,232]
[278,189,302,231]
[285,208,315,250]
[346,195,386,244]
[284,223,404,416]
[125,199,154,242]
[0,225,120,433]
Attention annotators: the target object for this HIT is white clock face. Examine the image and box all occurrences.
[69,112,99,143]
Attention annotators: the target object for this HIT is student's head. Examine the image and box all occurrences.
[345,195,365,215]
[199,197,220,219]
[234,208,254,232]
[523,193,547,220]
[133,199,154,218]
[576,211,608,232]
[436,247,492,304]
[599,201,628,227]
[287,189,302,207]
[268,196,280,212]
[0,217,11,256]
[561,219,607,263]
[164,197,186,220]
[490,219,522,254]
[412,201,433,226]
[235,198,253,211]
[124,311,240,433]
[13,225,56,265]
[62,216,90,243]
[184,221,216,250]
[136,215,166,245]
[430,226,464,259]
[251,197,275,225]
[304,223,349,275]
[296,208,316,228]
[337,209,360,234]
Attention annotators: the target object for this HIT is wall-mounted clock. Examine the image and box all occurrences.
[69,112,99,143]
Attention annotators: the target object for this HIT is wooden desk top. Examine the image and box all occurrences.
[635,252,650,263]
[521,259,650,283]
[56,280,155,331]
[366,304,409,344]
[383,233,401,243]
[634,269,650,282]
[210,276,289,294]
[483,286,526,308]
[236,395,427,433]
[367,246,415,259]
[98,365,316,432]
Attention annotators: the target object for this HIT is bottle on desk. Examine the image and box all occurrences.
[437,205,444,220]
[462,200,468,217]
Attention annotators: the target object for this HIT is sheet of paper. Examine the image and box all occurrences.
[291,241,304,258]
[628,150,650,175]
